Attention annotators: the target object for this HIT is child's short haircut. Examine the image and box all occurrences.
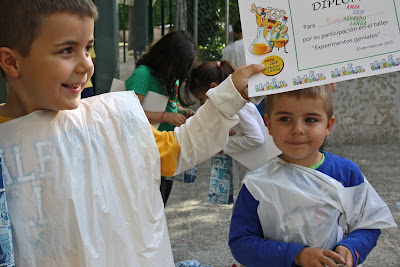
[266,84,334,119]
[0,0,98,78]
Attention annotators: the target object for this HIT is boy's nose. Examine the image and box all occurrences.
[76,53,94,74]
[291,122,305,135]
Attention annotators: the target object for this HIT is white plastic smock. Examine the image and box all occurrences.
[0,92,173,266]
[0,75,246,266]
[244,157,397,250]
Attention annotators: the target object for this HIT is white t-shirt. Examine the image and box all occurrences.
[223,103,264,155]
[222,39,246,68]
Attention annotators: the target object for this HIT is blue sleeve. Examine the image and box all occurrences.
[229,184,305,267]
[319,153,381,265]
[337,229,381,266]
[318,152,365,187]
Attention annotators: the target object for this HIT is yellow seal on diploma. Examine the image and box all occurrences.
[262,55,284,76]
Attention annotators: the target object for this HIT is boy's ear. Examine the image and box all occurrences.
[325,115,336,137]
[0,47,20,78]
[264,113,272,135]
[209,82,219,88]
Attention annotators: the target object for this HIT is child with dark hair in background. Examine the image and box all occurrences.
[125,31,197,205]
[229,85,396,267]
[188,60,267,204]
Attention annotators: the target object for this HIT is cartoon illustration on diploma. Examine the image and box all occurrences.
[249,2,290,90]
[249,3,289,54]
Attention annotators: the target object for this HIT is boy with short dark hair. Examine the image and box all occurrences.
[0,0,264,265]
[229,85,396,267]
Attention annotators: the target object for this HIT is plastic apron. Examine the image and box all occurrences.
[0,158,14,267]
[0,92,174,266]
[244,157,397,250]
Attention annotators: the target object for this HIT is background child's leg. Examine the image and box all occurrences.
[160,177,173,206]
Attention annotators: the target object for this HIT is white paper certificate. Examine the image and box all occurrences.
[239,0,400,96]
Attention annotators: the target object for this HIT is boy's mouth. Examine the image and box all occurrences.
[62,83,80,89]
[288,141,306,145]
[62,83,83,92]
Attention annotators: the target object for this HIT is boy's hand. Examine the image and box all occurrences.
[335,245,353,266]
[231,64,264,93]
[165,112,187,127]
[185,109,195,118]
[177,106,195,118]
[183,109,195,118]
[295,247,346,267]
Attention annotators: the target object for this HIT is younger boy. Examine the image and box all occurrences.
[229,85,396,267]
[0,0,264,265]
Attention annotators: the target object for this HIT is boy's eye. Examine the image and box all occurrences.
[279,117,290,122]
[305,118,317,123]
[85,45,93,54]
[60,48,72,54]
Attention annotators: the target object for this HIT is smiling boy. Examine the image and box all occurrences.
[0,3,96,118]
[266,87,335,167]
[229,85,396,267]
[0,0,264,265]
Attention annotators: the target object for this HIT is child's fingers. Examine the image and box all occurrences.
[239,64,264,76]
[232,64,264,92]
[322,250,345,267]
[331,83,337,92]
[334,245,352,266]
[186,109,195,117]
[174,113,187,126]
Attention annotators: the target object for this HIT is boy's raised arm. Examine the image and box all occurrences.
[172,64,264,175]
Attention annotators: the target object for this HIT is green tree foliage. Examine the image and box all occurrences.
[118,0,240,63]
[187,0,240,62]
[119,4,129,30]
[153,0,175,27]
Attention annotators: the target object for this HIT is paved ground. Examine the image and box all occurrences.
[165,144,400,267]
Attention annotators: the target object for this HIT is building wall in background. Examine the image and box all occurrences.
[327,71,400,145]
